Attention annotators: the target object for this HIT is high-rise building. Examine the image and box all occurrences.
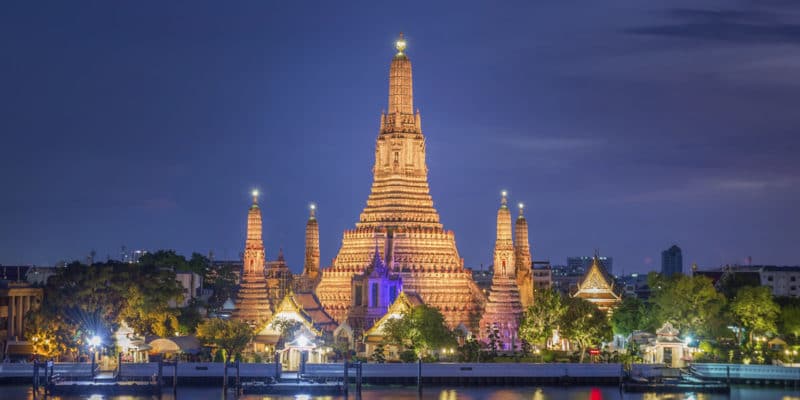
[567,256,613,276]
[661,245,683,277]
[314,34,485,333]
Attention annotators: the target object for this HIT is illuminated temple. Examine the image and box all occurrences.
[231,191,273,325]
[231,35,543,353]
[314,34,486,335]
[479,191,523,347]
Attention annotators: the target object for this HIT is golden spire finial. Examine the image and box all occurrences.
[252,189,259,204]
[309,202,317,219]
[395,32,407,55]
[518,202,525,216]
[500,190,508,207]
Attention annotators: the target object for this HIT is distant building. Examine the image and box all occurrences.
[617,273,651,300]
[759,266,800,297]
[551,264,583,296]
[567,256,613,276]
[171,271,203,308]
[532,261,552,292]
[661,245,683,277]
[693,264,799,298]
[1,280,43,360]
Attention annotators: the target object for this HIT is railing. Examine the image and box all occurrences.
[0,363,92,378]
[690,363,800,381]
[117,362,279,379]
[303,363,623,379]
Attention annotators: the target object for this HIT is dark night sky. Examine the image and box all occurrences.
[2,1,799,274]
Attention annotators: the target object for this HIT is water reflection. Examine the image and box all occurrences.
[12,385,800,400]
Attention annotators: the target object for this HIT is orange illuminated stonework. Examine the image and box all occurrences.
[480,192,523,347]
[515,204,534,309]
[315,34,485,333]
[231,192,273,326]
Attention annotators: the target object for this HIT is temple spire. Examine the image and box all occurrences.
[514,202,533,308]
[303,203,320,281]
[494,190,514,275]
[252,189,259,206]
[388,32,414,115]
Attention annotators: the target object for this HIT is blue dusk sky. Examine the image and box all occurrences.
[2,1,799,273]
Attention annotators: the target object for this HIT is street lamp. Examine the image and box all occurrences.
[87,335,102,379]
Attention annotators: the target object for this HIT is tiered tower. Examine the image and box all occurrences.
[514,202,534,308]
[295,204,321,292]
[315,33,485,331]
[480,191,523,348]
[303,204,321,281]
[232,190,272,325]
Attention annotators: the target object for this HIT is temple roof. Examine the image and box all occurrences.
[572,254,622,305]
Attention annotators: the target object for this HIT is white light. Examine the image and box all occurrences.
[518,202,524,209]
[252,189,259,197]
[684,336,692,346]
[88,335,102,347]
[501,190,507,197]
[310,203,316,210]
[297,335,310,347]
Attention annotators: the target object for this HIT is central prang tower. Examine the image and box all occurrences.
[315,34,485,333]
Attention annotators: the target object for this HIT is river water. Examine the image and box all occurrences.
[2,385,799,399]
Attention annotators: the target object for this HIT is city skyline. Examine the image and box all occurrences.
[3,1,800,273]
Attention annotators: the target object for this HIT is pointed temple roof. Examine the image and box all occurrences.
[363,291,424,343]
[572,253,622,313]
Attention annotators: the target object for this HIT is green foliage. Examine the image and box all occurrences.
[271,318,303,350]
[779,305,800,341]
[731,286,780,343]
[370,343,386,363]
[28,258,185,356]
[457,337,481,362]
[196,318,254,363]
[518,289,566,347]
[648,273,726,338]
[399,349,417,363]
[561,297,612,363]
[382,304,456,358]
[611,297,649,337]
[484,323,503,358]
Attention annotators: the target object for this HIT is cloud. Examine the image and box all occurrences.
[624,6,800,45]
[618,175,800,204]
[496,136,603,152]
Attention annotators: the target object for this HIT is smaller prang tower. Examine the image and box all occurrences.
[514,202,533,308]
[295,203,321,292]
[480,190,523,349]
[232,190,272,326]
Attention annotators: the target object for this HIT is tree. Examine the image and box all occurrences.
[562,297,612,363]
[196,319,253,387]
[382,305,455,359]
[779,305,800,341]
[730,286,780,343]
[271,318,303,350]
[611,297,649,338]
[649,273,726,338]
[484,324,503,359]
[370,343,386,363]
[519,289,566,348]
